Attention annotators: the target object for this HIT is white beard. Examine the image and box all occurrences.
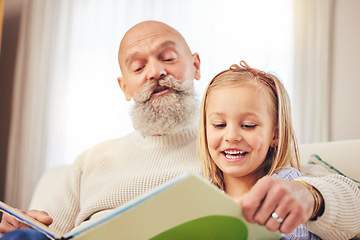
[131,75,199,136]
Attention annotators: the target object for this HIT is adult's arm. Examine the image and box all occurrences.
[299,164,360,240]
[40,154,86,235]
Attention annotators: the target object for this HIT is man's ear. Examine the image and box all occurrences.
[271,127,279,148]
[193,53,201,80]
[117,77,132,101]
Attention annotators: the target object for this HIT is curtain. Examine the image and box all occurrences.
[5,0,73,209]
[5,0,294,209]
[293,0,334,144]
[0,0,3,51]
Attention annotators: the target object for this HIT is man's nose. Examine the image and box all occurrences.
[147,60,167,81]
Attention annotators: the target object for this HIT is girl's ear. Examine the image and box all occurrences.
[271,127,279,148]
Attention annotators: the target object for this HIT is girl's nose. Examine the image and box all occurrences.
[224,125,242,142]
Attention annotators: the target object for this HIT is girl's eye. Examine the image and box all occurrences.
[213,123,226,128]
[242,124,256,129]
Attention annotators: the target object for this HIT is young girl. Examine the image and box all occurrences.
[198,61,320,239]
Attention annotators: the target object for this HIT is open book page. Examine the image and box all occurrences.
[65,174,280,240]
[0,201,61,240]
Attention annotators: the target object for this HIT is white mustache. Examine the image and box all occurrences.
[133,75,193,103]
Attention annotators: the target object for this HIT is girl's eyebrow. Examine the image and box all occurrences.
[207,111,259,118]
[207,112,224,118]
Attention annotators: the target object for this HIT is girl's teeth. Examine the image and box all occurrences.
[224,150,245,155]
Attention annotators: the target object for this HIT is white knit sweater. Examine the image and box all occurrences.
[299,164,360,239]
[45,128,201,235]
[44,128,360,239]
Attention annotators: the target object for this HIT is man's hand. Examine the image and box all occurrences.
[237,176,319,234]
[0,209,53,237]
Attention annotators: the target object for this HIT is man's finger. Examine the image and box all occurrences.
[241,176,273,223]
[279,204,307,234]
[253,180,288,225]
[26,210,53,226]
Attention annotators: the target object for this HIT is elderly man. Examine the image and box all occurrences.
[1,21,359,240]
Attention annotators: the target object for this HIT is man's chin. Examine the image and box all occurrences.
[131,95,198,136]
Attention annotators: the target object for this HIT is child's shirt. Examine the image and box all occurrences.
[272,167,321,240]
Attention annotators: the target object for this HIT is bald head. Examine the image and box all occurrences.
[118,21,192,74]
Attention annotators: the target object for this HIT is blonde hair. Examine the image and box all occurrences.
[197,61,300,190]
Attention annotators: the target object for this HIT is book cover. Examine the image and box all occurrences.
[1,174,281,240]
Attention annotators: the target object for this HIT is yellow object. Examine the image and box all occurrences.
[294,179,322,220]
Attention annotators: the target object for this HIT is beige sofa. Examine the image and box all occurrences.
[298,139,360,183]
[29,139,360,237]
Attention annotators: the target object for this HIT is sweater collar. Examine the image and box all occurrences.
[132,126,198,147]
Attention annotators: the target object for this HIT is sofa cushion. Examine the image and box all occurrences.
[299,139,360,182]
[308,154,360,189]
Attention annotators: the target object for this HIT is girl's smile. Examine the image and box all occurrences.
[222,149,247,162]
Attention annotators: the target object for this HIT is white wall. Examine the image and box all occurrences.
[330,0,360,141]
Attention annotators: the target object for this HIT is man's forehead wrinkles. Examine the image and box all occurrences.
[125,40,177,64]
